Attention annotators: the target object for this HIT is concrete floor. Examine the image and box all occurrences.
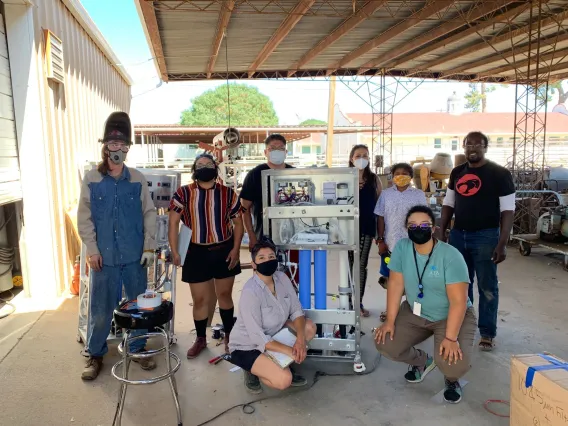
[0,246,567,426]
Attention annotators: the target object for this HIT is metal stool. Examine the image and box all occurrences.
[111,300,182,426]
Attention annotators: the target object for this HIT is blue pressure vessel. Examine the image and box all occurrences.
[314,250,327,310]
[299,250,312,309]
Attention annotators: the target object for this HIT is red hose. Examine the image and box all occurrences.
[484,399,510,418]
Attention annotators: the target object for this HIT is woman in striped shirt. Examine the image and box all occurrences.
[169,154,244,359]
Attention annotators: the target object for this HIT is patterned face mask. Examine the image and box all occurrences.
[393,175,412,187]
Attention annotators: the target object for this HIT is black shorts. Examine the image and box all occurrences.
[182,238,241,283]
[229,349,262,372]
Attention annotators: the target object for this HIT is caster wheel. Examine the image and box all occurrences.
[519,242,531,256]
[170,336,177,346]
[354,362,366,373]
[76,334,83,344]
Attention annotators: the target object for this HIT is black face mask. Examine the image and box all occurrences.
[255,259,279,277]
[408,227,433,245]
[195,167,217,182]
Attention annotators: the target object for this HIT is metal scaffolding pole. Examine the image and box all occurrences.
[338,75,423,171]
[508,0,563,234]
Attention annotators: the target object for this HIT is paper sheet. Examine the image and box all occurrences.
[265,328,296,368]
[177,224,192,266]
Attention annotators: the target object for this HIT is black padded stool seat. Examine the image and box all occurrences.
[110,299,182,426]
[113,299,173,330]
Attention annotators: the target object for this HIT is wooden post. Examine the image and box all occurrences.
[326,76,336,167]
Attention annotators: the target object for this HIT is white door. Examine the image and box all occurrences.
[0,11,21,205]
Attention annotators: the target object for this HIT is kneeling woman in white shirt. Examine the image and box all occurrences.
[229,238,317,394]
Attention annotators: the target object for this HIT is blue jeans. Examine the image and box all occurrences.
[86,261,148,357]
[449,228,500,339]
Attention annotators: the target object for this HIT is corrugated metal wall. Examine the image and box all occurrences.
[34,0,131,294]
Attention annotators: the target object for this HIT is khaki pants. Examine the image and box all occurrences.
[376,301,477,381]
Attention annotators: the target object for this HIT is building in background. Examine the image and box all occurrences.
[347,111,568,167]
[2,0,131,299]
[292,96,568,167]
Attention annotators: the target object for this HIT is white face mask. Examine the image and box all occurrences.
[354,158,369,170]
[268,150,286,165]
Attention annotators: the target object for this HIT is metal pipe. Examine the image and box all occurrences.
[299,250,311,309]
[314,250,327,310]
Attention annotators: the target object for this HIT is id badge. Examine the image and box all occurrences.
[413,302,422,317]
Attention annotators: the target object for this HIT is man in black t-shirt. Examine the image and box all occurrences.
[440,131,515,352]
[239,134,294,249]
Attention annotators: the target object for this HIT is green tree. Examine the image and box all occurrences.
[180,83,278,126]
[299,118,326,126]
[537,80,568,104]
[550,81,568,104]
[464,82,496,112]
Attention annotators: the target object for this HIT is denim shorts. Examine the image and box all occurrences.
[229,349,262,372]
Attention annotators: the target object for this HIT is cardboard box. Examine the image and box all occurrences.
[510,354,568,426]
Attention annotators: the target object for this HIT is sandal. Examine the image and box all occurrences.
[360,305,370,317]
[379,311,387,322]
[479,337,495,352]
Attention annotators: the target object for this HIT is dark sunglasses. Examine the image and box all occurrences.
[407,223,432,231]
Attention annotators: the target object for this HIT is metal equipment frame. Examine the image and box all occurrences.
[510,189,568,271]
[261,167,365,372]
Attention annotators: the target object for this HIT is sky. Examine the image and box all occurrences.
[80,0,551,126]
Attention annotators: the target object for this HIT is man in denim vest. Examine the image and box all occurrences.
[78,112,157,380]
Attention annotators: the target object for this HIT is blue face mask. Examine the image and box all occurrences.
[269,150,286,165]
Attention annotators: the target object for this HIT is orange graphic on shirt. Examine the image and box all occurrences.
[456,174,482,196]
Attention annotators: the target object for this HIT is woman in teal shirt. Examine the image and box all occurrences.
[374,205,476,404]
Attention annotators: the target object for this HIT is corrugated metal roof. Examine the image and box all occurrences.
[137,0,568,82]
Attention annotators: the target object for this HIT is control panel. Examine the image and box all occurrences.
[138,169,182,210]
[262,168,359,247]
[269,177,355,206]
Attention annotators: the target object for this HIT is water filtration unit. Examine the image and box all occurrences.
[261,168,365,372]
[77,169,181,349]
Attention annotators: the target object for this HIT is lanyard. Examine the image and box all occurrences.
[412,241,436,298]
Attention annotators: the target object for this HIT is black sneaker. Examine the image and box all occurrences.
[244,371,262,394]
[443,379,463,404]
[404,354,436,383]
[290,369,307,387]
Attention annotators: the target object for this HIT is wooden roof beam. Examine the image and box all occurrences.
[206,0,235,78]
[478,45,568,77]
[137,0,169,82]
[389,2,534,69]
[248,0,315,78]
[357,0,517,74]
[418,6,568,72]
[327,0,454,75]
[288,0,387,77]
[444,31,568,77]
